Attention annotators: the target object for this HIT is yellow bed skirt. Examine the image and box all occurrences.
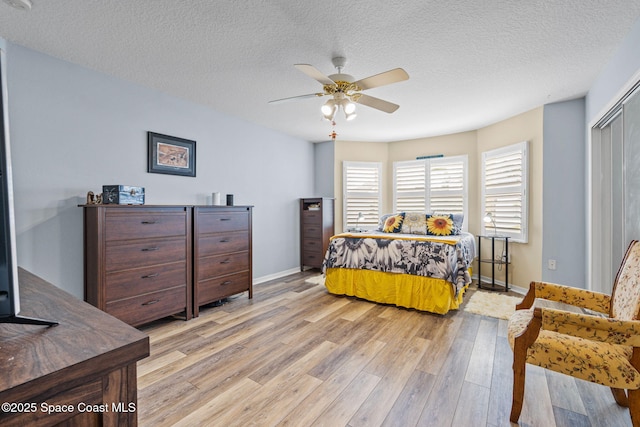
[324,268,469,314]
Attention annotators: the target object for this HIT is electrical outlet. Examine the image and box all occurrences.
[548,259,557,270]
[501,250,507,263]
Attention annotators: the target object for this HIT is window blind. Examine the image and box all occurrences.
[481,141,528,242]
[343,161,382,230]
[393,156,468,228]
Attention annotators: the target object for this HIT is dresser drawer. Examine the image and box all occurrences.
[302,223,323,239]
[198,252,249,279]
[197,271,249,304]
[303,238,324,253]
[302,251,324,268]
[197,211,249,234]
[105,210,186,241]
[0,379,102,427]
[197,231,249,257]
[105,237,186,272]
[302,210,322,223]
[106,286,187,326]
[105,261,187,302]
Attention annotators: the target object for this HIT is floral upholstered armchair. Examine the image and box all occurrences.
[508,240,640,425]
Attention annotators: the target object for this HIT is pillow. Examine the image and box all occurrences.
[450,213,464,234]
[401,212,427,235]
[382,213,405,233]
[426,214,455,236]
[433,212,464,235]
[377,213,395,231]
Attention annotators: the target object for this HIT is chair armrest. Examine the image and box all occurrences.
[516,281,611,314]
[539,307,640,346]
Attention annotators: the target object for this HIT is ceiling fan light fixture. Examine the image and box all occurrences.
[340,98,356,115]
[345,110,357,121]
[321,99,337,121]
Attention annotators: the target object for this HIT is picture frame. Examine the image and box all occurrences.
[147,132,196,177]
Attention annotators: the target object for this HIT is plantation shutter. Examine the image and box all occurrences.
[393,160,426,212]
[393,156,468,230]
[343,161,382,230]
[427,156,467,215]
[481,141,528,242]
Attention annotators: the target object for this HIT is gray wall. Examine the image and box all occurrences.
[542,98,586,287]
[313,140,335,197]
[6,42,314,298]
[586,17,640,123]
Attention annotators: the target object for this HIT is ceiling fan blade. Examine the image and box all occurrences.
[354,68,409,91]
[354,93,400,114]
[294,64,336,86]
[268,93,324,104]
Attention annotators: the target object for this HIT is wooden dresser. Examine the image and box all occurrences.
[193,206,253,316]
[300,198,334,270]
[82,205,192,326]
[0,268,149,427]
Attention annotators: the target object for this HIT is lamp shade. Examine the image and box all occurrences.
[483,212,497,235]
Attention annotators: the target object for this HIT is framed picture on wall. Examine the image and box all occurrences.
[147,132,196,177]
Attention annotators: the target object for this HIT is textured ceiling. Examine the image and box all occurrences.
[1,1,639,142]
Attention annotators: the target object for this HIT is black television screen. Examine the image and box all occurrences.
[0,45,20,319]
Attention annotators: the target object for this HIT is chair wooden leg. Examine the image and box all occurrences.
[510,348,527,423]
[629,389,640,427]
[611,387,629,407]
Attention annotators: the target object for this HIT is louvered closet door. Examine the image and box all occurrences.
[591,83,640,293]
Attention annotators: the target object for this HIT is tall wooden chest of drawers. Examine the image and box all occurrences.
[300,198,334,270]
[82,205,192,326]
[193,206,253,316]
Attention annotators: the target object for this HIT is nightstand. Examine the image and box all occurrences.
[477,235,510,291]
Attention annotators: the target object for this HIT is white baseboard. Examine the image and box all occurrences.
[254,267,301,285]
[472,273,527,295]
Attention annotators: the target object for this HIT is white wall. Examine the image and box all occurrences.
[6,42,314,298]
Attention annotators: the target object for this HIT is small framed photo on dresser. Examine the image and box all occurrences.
[147,131,196,177]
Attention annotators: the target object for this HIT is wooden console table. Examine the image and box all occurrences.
[0,268,149,426]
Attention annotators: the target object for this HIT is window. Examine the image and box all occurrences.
[393,155,468,228]
[343,161,382,230]
[481,141,528,242]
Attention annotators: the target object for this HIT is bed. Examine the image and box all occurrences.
[321,213,476,314]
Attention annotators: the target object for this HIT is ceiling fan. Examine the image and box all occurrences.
[269,57,409,121]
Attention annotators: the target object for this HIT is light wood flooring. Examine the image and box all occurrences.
[137,272,632,427]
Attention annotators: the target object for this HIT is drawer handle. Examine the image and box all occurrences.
[141,273,159,279]
[142,299,159,306]
[220,239,230,243]
[220,260,231,264]
[221,280,232,286]
[141,247,159,252]
[220,218,232,221]
[141,220,157,224]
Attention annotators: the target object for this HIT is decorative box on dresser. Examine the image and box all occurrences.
[82,205,192,327]
[300,198,334,270]
[193,205,253,316]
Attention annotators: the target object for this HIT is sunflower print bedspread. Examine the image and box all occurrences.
[322,231,476,295]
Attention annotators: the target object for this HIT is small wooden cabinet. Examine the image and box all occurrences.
[82,205,192,326]
[193,206,253,316]
[300,198,334,270]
